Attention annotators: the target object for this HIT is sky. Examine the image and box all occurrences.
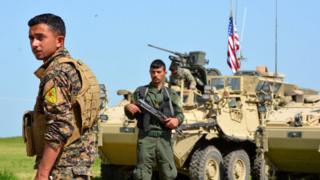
[0,0,319,137]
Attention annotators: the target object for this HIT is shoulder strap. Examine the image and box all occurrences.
[163,87,174,116]
[137,85,149,100]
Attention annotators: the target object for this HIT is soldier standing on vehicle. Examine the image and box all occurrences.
[125,59,184,180]
[169,62,196,90]
[169,62,197,106]
[27,13,100,179]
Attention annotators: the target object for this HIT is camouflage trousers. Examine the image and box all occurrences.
[50,166,91,180]
[133,131,177,180]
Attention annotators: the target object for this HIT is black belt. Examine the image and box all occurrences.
[143,130,171,137]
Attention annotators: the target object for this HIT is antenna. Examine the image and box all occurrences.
[239,7,248,62]
[240,7,247,43]
[275,0,278,76]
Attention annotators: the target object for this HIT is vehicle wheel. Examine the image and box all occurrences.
[189,145,223,180]
[223,150,250,180]
[101,164,133,180]
[251,154,267,180]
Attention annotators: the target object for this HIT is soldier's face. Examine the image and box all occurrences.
[150,67,167,85]
[29,23,64,61]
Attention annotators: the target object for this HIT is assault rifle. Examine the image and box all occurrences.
[136,99,184,135]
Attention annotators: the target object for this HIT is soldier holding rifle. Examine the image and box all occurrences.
[125,59,184,180]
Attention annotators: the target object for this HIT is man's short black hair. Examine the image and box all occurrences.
[150,59,166,70]
[28,13,66,37]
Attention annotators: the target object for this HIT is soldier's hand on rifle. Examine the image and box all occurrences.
[125,103,141,115]
[164,117,179,129]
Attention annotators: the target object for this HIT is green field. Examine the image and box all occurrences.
[0,137,101,180]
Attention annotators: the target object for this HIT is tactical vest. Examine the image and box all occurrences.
[136,85,174,131]
[31,57,100,156]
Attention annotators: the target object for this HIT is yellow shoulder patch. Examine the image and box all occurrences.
[45,87,57,104]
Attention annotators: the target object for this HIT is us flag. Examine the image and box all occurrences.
[227,15,240,73]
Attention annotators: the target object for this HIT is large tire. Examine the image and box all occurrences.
[223,150,250,180]
[251,154,267,180]
[189,145,223,180]
[101,164,133,180]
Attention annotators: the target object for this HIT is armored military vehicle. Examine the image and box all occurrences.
[98,46,319,180]
[254,86,320,179]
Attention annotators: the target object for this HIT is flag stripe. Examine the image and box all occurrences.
[227,15,240,73]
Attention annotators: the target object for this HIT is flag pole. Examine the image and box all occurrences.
[274,0,278,76]
[235,0,238,25]
[227,0,241,73]
[230,0,233,19]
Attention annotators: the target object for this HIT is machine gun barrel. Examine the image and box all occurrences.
[148,44,185,57]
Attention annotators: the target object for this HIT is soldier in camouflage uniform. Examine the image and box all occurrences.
[28,13,100,180]
[169,62,197,106]
[125,59,184,180]
[169,62,196,90]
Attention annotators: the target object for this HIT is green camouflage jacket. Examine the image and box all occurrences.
[34,48,97,174]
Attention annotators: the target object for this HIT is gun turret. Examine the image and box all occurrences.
[148,44,212,93]
[148,44,209,67]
